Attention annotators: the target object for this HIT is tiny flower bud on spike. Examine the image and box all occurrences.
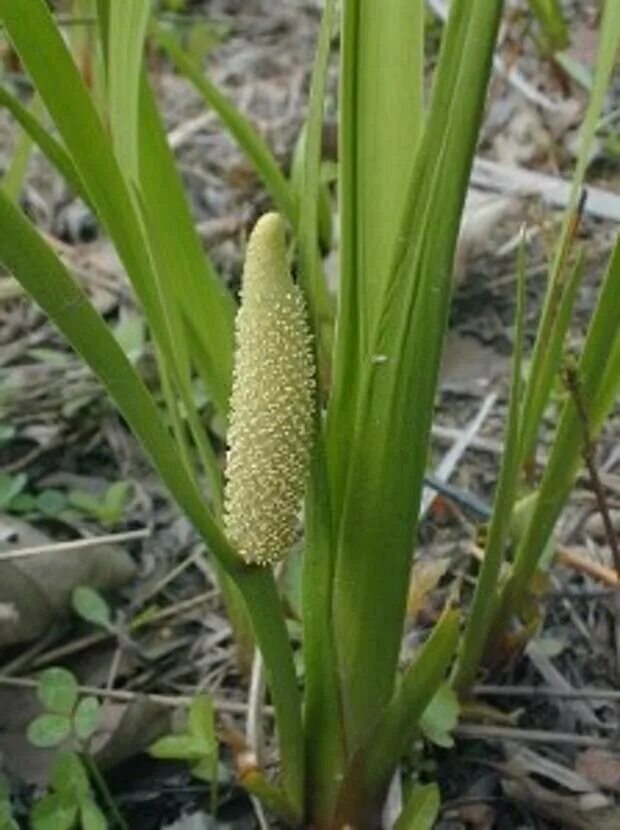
[224,212,316,565]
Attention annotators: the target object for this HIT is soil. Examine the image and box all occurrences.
[1,1,619,828]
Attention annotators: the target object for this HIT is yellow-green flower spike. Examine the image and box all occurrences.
[224,212,316,565]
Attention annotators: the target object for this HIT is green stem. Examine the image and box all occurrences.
[236,568,304,820]
[82,753,128,830]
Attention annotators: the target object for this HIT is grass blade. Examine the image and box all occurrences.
[0,186,233,571]
[107,0,150,180]
[153,21,296,224]
[0,84,91,206]
[393,783,440,830]
[297,2,345,823]
[137,74,235,417]
[494,237,620,637]
[334,610,460,826]
[519,0,620,467]
[2,93,42,201]
[0,0,172,365]
[0,191,304,817]
[453,233,527,694]
[528,0,569,51]
[331,0,503,748]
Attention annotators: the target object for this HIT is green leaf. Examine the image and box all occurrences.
[102,481,132,519]
[37,668,79,715]
[27,714,72,748]
[187,695,216,754]
[454,237,527,692]
[494,237,620,636]
[329,0,503,753]
[2,94,44,202]
[0,85,91,206]
[80,798,107,830]
[419,684,459,749]
[0,185,236,572]
[72,587,112,630]
[73,697,101,741]
[394,783,440,830]
[190,757,218,783]
[107,0,150,180]
[0,473,27,509]
[148,734,207,762]
[153,21,295,224]
[67,490,102,519]
[335,609,460,824]
[31,794,78,830]
[51,753,89,800]
[36,489,68,516]
[528,0,569,51]
[0,773,18,830]
[0,146,302,823]
[113,310,145,364]
[519,0,620,466]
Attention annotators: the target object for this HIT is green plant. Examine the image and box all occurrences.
[68,481,133,527]
[27,668,123,829]
[149,695,219,813]
[27,668,101,749]
[31,752,107,830]
[0,0,619,826]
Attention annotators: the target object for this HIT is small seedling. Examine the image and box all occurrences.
[149,694,219,811]
[68,481,133,527]
[0,472,27,510]
[31,752,107,830]
[0,774,18,830]
[26,668,122,829]
[71,586,113,632]
[27,667,101,750]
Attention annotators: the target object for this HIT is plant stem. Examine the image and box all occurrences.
[82,753,128,830]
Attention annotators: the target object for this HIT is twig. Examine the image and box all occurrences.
[29,590,219,670]
[0,528,151,561]
[420,392,497,519]
[563,365,620,577]
[0,674,267,716]
[455,724,610,748]
[470,541,620,589]
[472,158,620,223]
[473,683,620,701]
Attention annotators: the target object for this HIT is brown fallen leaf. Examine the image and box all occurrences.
[407,558,450,621]
[577,749,620,794]
[0,515,136,646]
[503,776,618,830]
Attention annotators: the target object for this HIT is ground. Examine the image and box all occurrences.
[0,1,620,828]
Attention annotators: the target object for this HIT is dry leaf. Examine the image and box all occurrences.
[0,515,136,646]
[577,749,620,794]
[407,558,450,620]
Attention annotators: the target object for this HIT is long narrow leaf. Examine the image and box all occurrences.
[153,21,296,224]
[298,2,345,823]
[0,85,91,206]
[107,0,150,180]
[334,610,460,826]
[137,74,235,417]
[331,0,503,748]
[0,186,234,572]
[494,237,620,635]
[0,0,173,369]
[453,234,527,693]
[0,190,304,817]
[519,0,620,466]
